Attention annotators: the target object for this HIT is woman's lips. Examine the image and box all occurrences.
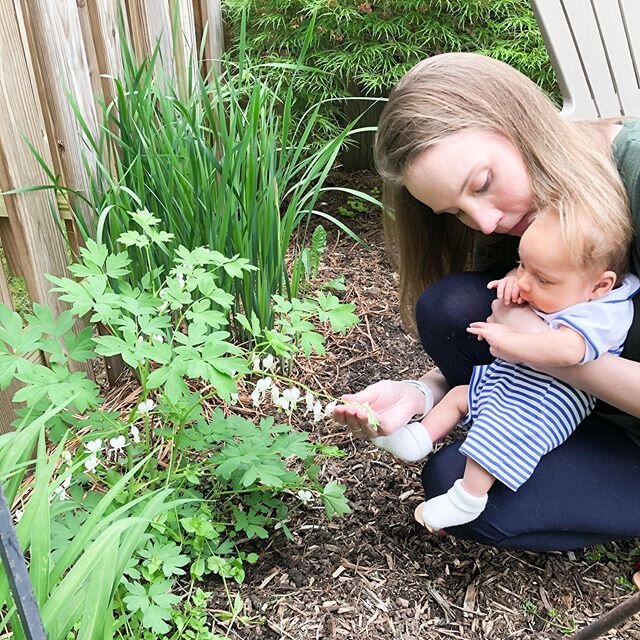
[505,214,533,236]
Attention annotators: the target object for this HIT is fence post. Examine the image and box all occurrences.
[82,0,126,109]
[168,0,197,99]
[0,0,74,319]
[194,0,225,78]
[126,0,174,77]
[21,0,100,236]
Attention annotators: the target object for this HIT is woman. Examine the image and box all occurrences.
[333,52,640,551]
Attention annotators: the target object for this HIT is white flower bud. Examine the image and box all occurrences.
[262,354,275,371]
[53,485,68,501]
[324,401,337,418]
[282,387,300,411]
[297,490,313,504]
[137,399,155,414]
[312,401,323,423]
[304,391,315,413]
[256,377,273,393]
[109,435,126,452]
[85,438,102,453]
[84,454,99,472]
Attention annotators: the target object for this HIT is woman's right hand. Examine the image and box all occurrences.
[332,380,428,439]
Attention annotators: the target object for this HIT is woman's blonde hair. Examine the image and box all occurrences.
[374,52,631,331]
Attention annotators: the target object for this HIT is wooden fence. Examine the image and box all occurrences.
[0,0,224,433]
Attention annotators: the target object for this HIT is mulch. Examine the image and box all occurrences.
[97,170,640,639]
[203,170,640,640]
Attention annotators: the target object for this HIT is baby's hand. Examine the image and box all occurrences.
[487,276,523,305]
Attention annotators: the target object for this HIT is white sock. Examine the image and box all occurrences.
[416,479,488,530]
[371,423,433,462]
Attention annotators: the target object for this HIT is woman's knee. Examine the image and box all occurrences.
[421,442,467,499]
[415,272,495,353]
[420,444,510,547]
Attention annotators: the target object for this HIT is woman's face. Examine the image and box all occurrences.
[403,129,536,236]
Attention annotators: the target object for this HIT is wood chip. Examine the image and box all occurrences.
[463,582,477,617]
[259,569,279,589]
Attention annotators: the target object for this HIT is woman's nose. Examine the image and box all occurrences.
[467,207,502,235]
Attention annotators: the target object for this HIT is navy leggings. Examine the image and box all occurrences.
[416,272,640,551]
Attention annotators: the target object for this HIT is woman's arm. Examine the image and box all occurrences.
[542,355,640,417]
[487,299,640,417]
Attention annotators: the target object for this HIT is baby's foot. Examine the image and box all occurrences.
[414,479,488,530]
[371,423,433,462]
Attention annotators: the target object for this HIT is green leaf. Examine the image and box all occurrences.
[118,230,150,248]
[25,304,75,338]
[47,275,95,316]
[104,251,132,277]
[64,328,96,362]
[299,329,325,356]
[321,481,351,519]
[220,255,257,278]
[315,292,358,334]
[139,541,190,578]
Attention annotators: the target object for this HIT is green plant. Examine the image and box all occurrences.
[0,247,30,316]
[338,196,369,218]
[28,18,375,344]
[0,226,355,637]
[522,599,577,635]
[223,0,558,144]
[0,402,180,640]
[615,574,636,592]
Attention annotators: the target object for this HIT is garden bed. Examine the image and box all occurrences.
[203,170,640,640]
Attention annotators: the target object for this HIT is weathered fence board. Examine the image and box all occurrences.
[195,0,225,77]
[0,0,225,422]
[23,0,100,234]
[0,0,75,318]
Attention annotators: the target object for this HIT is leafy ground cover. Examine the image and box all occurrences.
[196,170,640,640]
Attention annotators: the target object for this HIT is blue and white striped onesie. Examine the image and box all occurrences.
[459,274,640,492]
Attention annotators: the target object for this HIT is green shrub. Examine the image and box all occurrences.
[0,229,355,637]
[31,24,373,343]
[223,0,559,142]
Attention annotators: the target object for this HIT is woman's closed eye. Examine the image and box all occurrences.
[474,171,492,194]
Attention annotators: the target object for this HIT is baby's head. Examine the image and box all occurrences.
[516,206,630,314]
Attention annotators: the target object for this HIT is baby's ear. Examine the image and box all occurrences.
[590,271,617,300]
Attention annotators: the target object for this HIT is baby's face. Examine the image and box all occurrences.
[516,213,601,314]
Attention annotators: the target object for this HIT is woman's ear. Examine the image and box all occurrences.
[590,270,617,300]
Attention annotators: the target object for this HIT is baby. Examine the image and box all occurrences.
[372,206,639,531]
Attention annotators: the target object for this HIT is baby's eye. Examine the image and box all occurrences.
[536,275,548,285]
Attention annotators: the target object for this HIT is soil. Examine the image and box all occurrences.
[206,170,640,640]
